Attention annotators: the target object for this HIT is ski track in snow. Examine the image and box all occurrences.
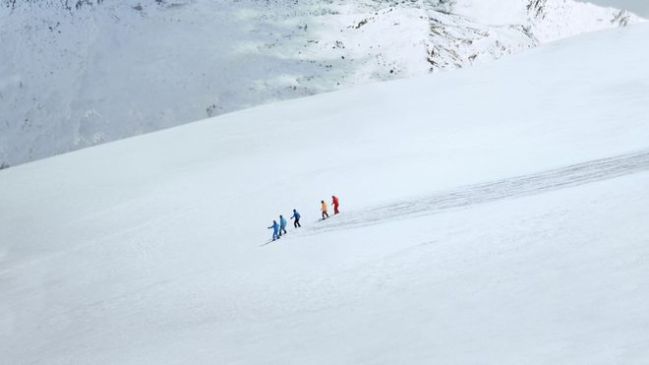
[310,149,649,233]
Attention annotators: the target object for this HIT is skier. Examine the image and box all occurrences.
[291,209,301,228]
[332,195,340,215]
[268,220,280,241]
[279,215,288,236]
[321,200,329,220]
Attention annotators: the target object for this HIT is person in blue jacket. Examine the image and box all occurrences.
[279,215,288,236]
[291,209,301,228]
[268,220,280,241]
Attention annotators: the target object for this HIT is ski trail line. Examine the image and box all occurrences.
[309,149,649,233]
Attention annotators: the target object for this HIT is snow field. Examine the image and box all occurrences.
[1,23,649,364]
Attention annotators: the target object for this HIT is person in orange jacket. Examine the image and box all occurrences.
[321,200,329,220]
[331,195,340,215]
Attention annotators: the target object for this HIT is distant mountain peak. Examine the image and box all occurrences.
[0,0,644,167]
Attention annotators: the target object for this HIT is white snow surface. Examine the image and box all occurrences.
[0,0,643,166]
[1,23,649,364]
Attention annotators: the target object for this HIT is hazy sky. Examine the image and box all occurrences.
[580,0,649,16]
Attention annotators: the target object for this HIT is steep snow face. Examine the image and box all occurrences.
[1,23,649,364]
[457,0,636,37]
[0,0,643,167]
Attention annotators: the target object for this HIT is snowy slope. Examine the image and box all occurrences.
[1,23,649,364]
[0,0,643,167]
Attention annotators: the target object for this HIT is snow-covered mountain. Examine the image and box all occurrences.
[1,22,648,363]
[0,0,643,167]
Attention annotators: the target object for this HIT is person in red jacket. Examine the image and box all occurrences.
[331,195,340,215]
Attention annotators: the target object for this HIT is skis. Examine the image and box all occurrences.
[259,239,277,247]
[259,235,285,247]
[261,213,340,246]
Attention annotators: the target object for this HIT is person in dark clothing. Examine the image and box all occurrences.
[291,209,301,228]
